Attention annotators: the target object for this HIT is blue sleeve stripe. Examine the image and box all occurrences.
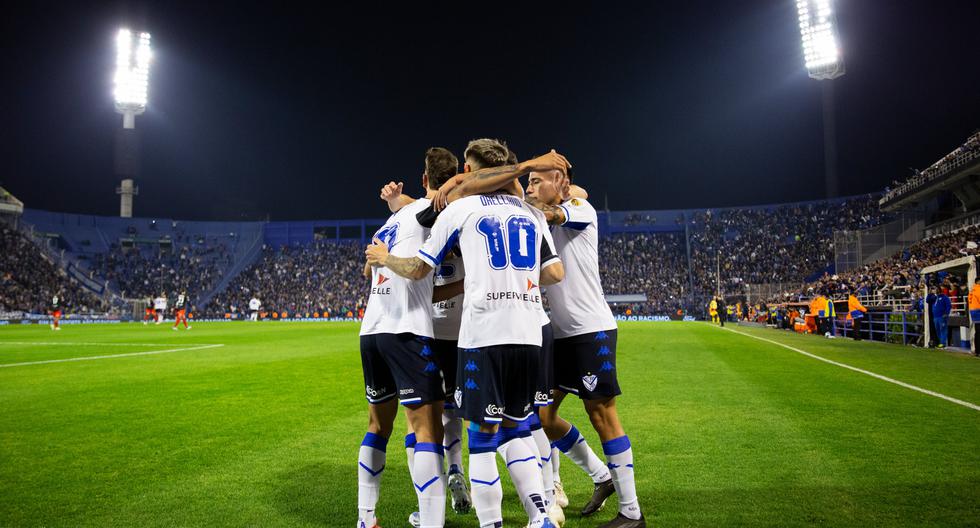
[418,250,439,267]
[435,229,460,264]
[563,221,590,231]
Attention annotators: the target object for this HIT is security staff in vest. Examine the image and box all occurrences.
[847,292,868,341]
[969,278,980,355]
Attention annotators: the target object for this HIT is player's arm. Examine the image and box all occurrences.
[380,181,415,213]
[525,197,566,225]
[568,184,588,200]
[539,221,564,285]
[432,150,572,210]
[432,279,464,303]
[365,238,432,280]
[363,261,372,278]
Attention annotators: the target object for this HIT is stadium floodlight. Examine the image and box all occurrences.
[797,0,844,80]
[114,29,152,129]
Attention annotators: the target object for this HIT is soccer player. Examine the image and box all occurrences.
[143,296,155,325]
[50,293,62,330]
[356,148,469,528]
[173,290,191,330]
[367,138,566,528]
[380,171,474,521]
[526,168,646,528]
[248,296,261,321]
[153,293,167,324]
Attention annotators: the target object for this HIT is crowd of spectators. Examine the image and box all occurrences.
[599,233,693,316]
[0,224,106,314]
[89,240,230,304]
[775,224,980,309]
[206,241,367,318]
[882,132,980,203]
[687,195,889,301]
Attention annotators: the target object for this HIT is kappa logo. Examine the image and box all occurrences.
[527,278,538,291]
[423,361,438,373]
[595,331,609,341]
[454,388,463,408]
[464,378,479,390]
[485,404,504,416]
[399,388,415,395]
[599,361,615,372]
[377,274,390,286]
[582,374,599,392]
[464,360,479,372]
[597,345,610,356]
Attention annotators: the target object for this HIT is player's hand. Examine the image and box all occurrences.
[555,170,571,201]
[522,149,571,174]
[380,181,403,203]
[365,237,389,267]
[433,175,462,212]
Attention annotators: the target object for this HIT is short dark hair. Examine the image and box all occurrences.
[464,138,510,170]
[424,147,459,190]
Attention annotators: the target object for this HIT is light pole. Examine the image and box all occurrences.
[797,0,845,198]
[113,29,151,217]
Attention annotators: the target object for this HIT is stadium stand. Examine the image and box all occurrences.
[19,209,264,312]
[206,241,367,319]
[0,224,107,314]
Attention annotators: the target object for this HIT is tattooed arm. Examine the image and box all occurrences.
[525,195,568,226]
[432,150,572,210]
[364,238,432,280]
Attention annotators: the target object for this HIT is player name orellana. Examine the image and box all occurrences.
[486,291,541,302]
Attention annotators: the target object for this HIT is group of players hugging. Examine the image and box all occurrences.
[356,139,645,528]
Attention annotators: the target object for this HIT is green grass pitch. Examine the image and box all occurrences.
[2,321,979,527]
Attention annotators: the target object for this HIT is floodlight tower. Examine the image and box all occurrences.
[113,29,151,217]
[797,0,844,199]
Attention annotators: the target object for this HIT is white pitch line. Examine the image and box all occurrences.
[0,342,217,347]
[0,344,225,368]
[718,325,980,412]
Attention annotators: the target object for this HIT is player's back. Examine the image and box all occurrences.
[361,198,435,337]
[544,197,616,338]
[422,193,546,348]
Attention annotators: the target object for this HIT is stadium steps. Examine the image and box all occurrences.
[192,223,266,310]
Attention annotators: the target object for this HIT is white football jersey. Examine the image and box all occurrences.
[361,198,435,337]
[249,298,261,310]
[153,297,167,310]
[418,193,560,348]
[432,254,464,341]
[543,197,617,338]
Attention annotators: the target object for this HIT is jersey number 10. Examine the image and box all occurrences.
[476,215,537,271]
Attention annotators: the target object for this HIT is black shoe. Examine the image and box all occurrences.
[598,513,647,528]
[581,479,616,516]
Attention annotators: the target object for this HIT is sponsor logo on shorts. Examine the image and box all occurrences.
[597,345,610,356]
[599,361,615,372]
[582,374,599,392]
[464,360,478,372]
[366,385,386,398]
[399,388,415,395]
[485,404,504,416]
[464,378,479,390]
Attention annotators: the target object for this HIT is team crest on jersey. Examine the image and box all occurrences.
[570,198,581,206]
[454,388,463,408]
[582,374,599,392]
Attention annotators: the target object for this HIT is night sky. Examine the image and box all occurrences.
[2,1,978,221]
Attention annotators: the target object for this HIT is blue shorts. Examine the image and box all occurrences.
[360,333,445,406]
[970,310,980,323]
[456,344,539,424]
[554,329,622,400]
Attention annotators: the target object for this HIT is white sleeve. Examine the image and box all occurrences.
[529,207,561,269]
[418,204,462,268]
[559,199,595,231]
